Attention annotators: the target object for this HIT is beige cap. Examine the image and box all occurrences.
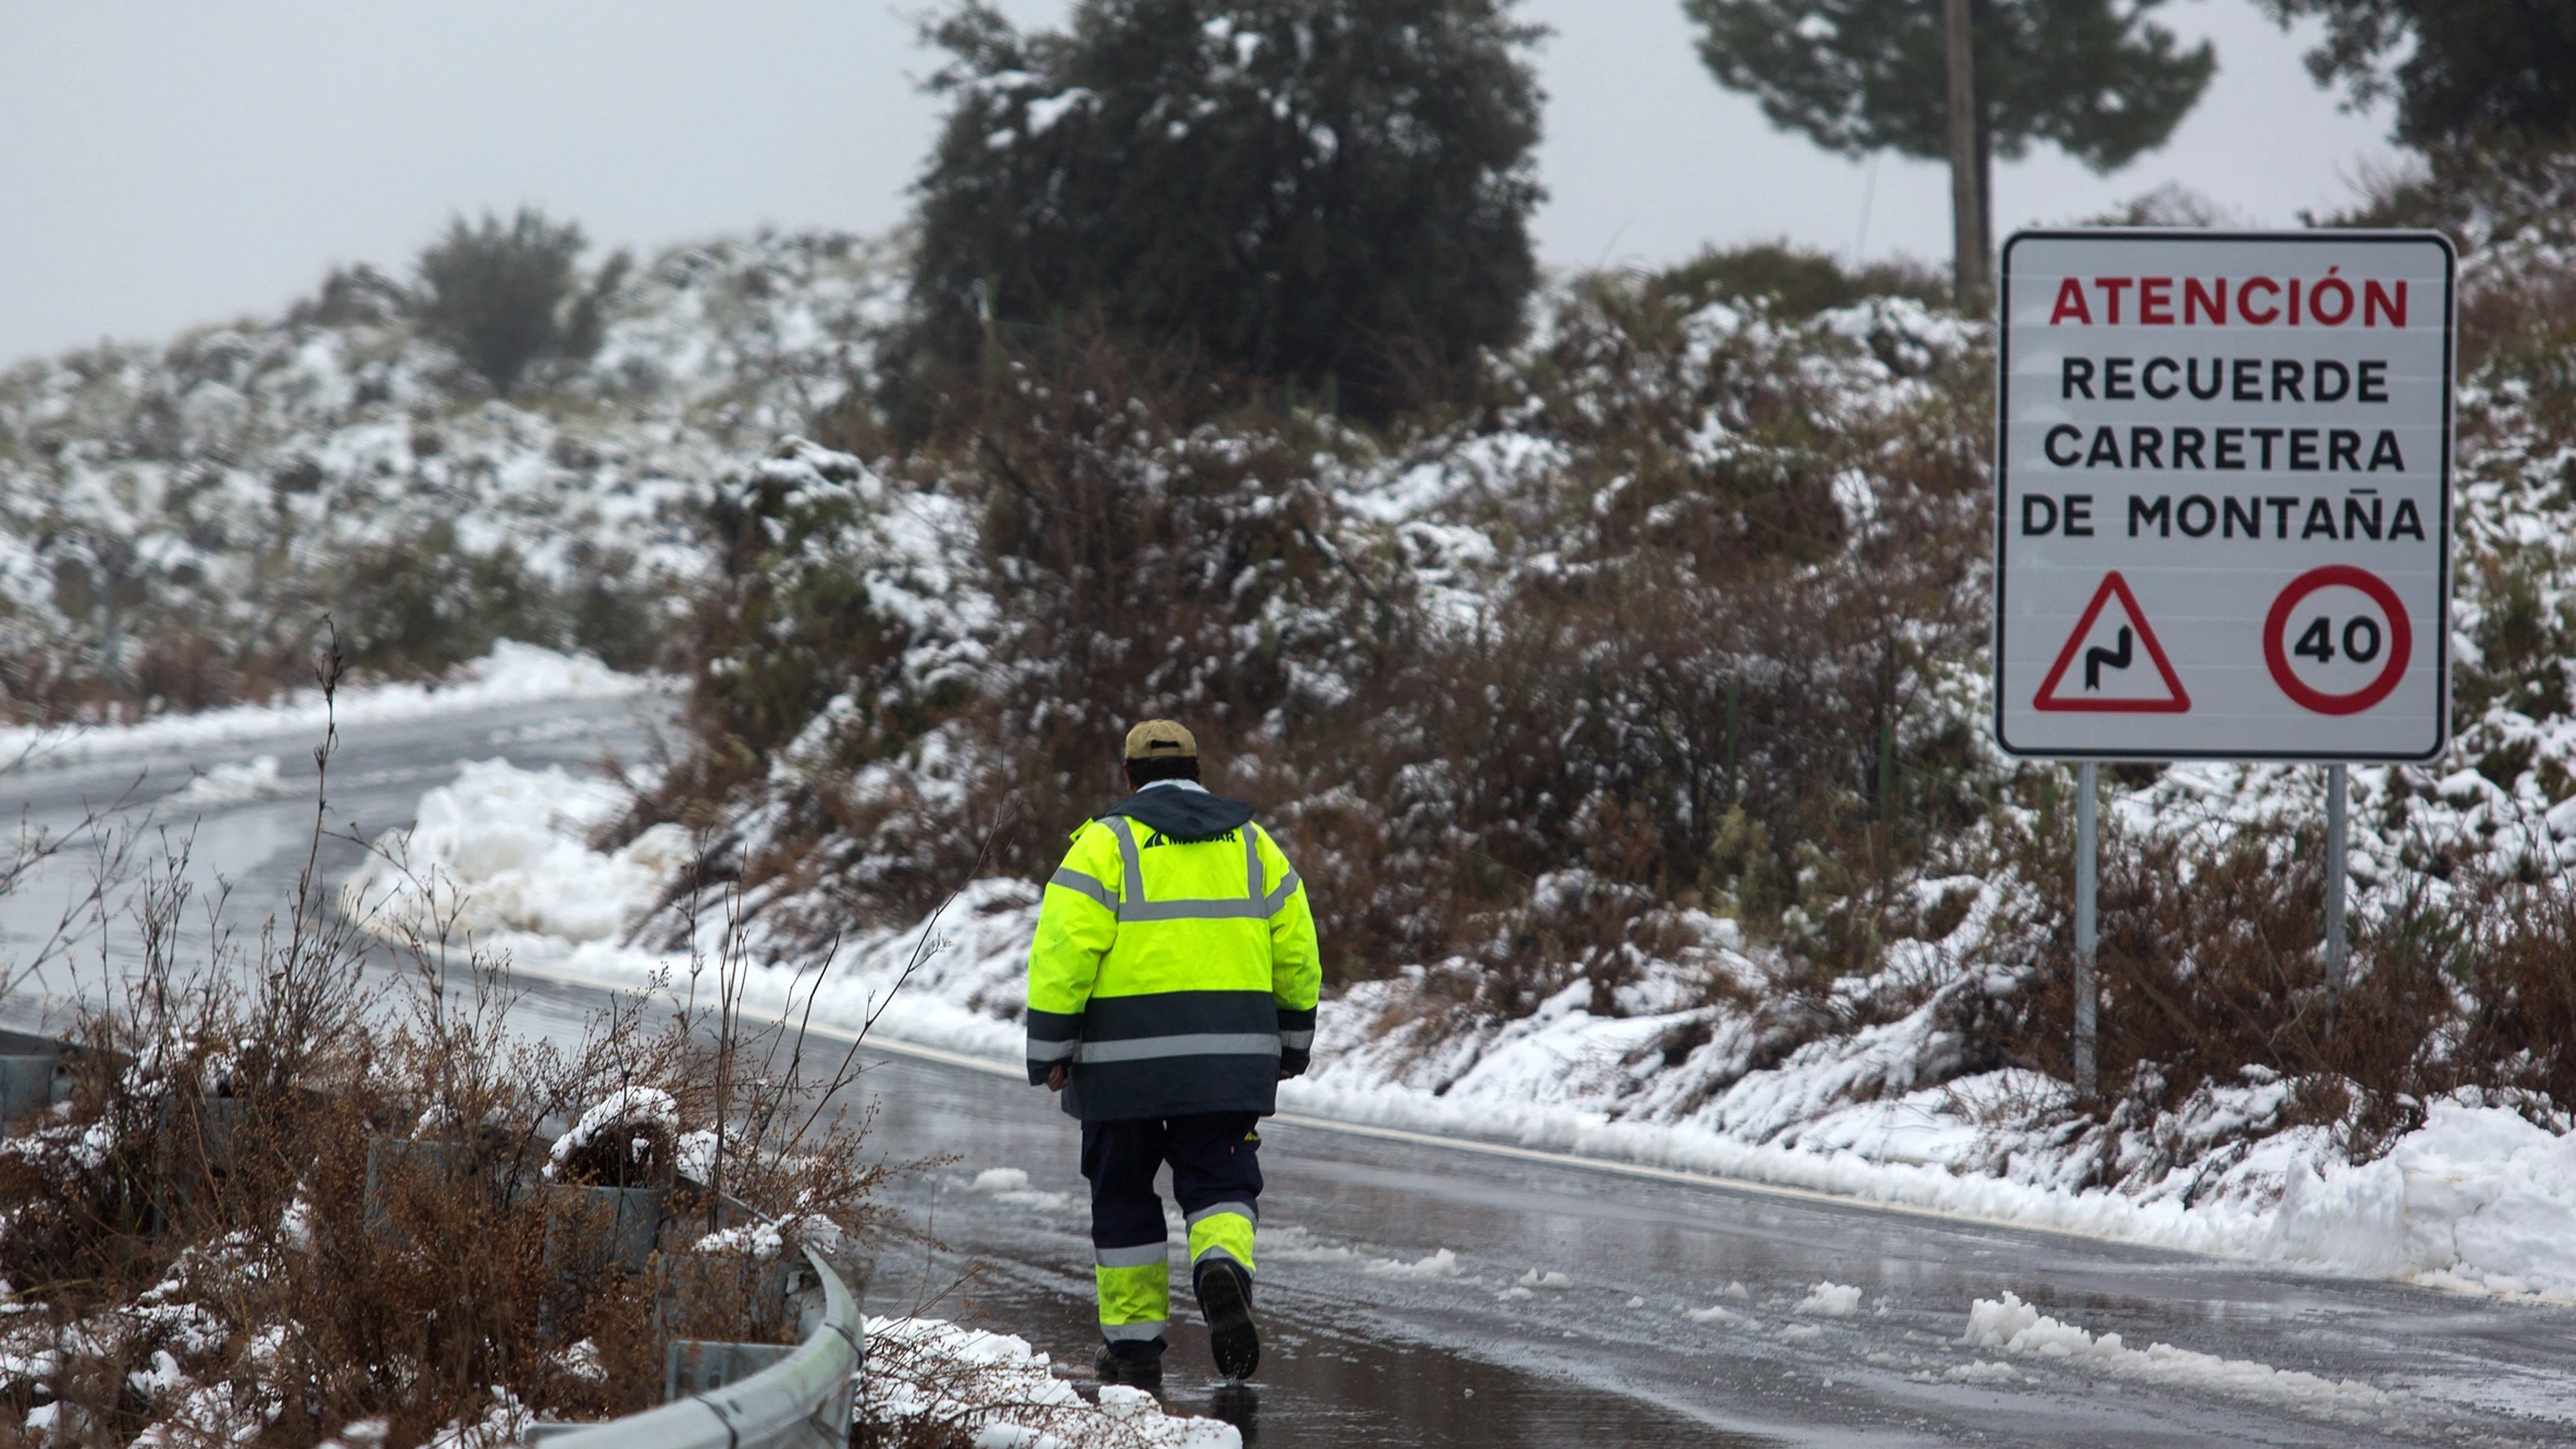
[1123,719,1197,760]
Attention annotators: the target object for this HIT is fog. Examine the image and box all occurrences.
[0,0,2395,366]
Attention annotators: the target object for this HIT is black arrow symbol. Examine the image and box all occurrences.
[2085,627,2133,691]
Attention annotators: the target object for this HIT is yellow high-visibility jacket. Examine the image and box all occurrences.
[1024,782,1320,1120]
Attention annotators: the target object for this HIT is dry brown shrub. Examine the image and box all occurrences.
[1994,820,2576,1157]
[2451,873,2576,1109]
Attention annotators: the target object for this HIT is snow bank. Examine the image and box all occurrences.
[2268,1102,2576,1299]
[4,642,654,771]
[343,758,1032,1063]
[1276,1070,2276,1256]
[342,758,691,944]
[353,760,2576,1306]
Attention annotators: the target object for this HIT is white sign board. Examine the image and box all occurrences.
[1994,230,2455,762]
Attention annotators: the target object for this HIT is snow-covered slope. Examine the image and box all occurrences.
[0,232,898,715]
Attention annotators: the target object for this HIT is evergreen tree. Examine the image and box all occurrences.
[895,0,1544,424]
[1682,1,2214,292]
[413,209,628,398]
[2260,0,2576,148]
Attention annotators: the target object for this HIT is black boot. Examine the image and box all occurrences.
[1194,1259,1261,1382]
[1094,1341,1165,1389]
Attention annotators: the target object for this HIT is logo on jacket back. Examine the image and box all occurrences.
[1141,829,1240,849]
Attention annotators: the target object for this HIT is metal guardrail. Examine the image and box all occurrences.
[531,1243,862,1449]
[0,1029,73,1125]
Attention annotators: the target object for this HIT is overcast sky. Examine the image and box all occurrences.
[0,1,2399,369]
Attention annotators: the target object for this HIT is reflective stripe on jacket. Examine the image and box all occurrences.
[1025,808,1320,1121]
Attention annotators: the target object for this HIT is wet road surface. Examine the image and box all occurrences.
[7,696,2576,1445]
[827,1034,2576,1448]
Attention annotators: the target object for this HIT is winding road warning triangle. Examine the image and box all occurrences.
[2031,571,2191,713]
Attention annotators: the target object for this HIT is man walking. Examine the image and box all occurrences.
[1024,721,1320,1387]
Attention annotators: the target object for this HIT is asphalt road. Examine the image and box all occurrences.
[6,692,2575,1447]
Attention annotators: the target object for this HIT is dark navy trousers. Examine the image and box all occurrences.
[1080,1112,1264,1347]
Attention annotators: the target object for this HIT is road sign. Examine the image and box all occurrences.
[2262,564,2412,716]
[2031,571,2189,713]
[1993,229,2454,761]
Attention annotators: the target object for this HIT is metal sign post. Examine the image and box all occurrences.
[1992,230,2455,1093]
[2074,761,2098,1098]
[2324,762,2348,990]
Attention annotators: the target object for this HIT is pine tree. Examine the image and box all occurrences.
[1682,0,2214,297]
[2260,0,2576,148]
[894,0,1545,424]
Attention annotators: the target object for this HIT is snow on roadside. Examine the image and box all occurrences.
[1,642,657,771]
[340,758,1032,1064]
[864,1317,1238,1448]
[342,759,695,944]
[349,760,2576,1307]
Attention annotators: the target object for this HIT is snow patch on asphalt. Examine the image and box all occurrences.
[1363,1248,1464,1280]
[350,759,2576,1308]
[161,755,291,809]
[1795,1282,1862,1317]
[965,1167,1072,1212]
[1256,1224,1371,1268]
[1963,1291,2391,1416]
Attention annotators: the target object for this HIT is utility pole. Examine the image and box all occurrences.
[1943,0,1984,309]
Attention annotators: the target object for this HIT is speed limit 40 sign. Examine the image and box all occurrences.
[1994,230,2455,762]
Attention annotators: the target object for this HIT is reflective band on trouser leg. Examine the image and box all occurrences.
[1187,1204,1257,1276]
[1094,1246,1171,1341]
